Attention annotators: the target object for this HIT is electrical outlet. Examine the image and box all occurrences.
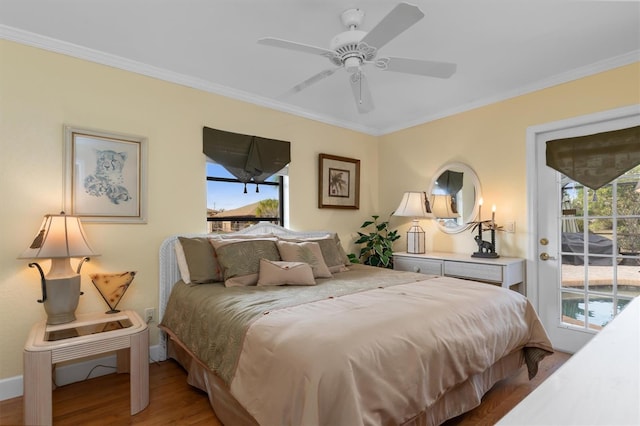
[505,221,516,233]
[144,307,156,324]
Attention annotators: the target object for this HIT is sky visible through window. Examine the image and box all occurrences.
[206,163,279,211]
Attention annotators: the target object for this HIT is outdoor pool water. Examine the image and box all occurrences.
[563,297,631,328]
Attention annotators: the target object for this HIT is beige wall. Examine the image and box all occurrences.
[0,40,378,380]
[381,63,640,257]
[0,38,638,383]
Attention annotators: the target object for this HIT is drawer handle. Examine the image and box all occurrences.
[413,266,421,273]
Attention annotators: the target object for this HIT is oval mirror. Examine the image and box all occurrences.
[428,162,482,234]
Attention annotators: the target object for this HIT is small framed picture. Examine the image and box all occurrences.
[318,153,360,209]
[64,125,148,223]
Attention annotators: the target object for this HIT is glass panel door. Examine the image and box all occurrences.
[559,167,640,331]
[534,107,640,353]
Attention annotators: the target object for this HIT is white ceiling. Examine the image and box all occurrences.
[1,1,639,135]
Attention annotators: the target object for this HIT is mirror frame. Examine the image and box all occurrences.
[428,162,482,234]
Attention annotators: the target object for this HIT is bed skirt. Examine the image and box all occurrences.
[163,328,526,426]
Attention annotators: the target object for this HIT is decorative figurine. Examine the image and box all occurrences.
[469,203,501,258]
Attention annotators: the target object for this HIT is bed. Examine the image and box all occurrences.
[157,223,553,426]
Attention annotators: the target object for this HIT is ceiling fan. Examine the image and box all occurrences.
[258,2,457,114]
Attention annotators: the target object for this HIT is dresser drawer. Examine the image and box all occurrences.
[394,257,443,275]
[444,261,502,283]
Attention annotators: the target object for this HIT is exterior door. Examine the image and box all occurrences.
[532,107,640,353]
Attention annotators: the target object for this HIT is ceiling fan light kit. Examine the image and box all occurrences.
[258,2,457,114]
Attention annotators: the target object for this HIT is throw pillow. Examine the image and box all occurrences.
[276,240,332,278]
[257,259,316,286]
[210,238,280,287]
[177,237,223,283]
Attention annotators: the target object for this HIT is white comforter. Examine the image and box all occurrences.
[230,276,551,426]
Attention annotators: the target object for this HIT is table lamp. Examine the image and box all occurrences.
[393,191,432,254]
[19,212,99,324]
[430,194,459,219]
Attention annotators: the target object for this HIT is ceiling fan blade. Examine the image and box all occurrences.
[360,3,424,50]
[378,57,457,78]
[282,68,340,97]
[350,71,374,114]
[258,37,336,59]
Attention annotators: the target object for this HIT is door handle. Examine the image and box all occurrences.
[539,252,557,261]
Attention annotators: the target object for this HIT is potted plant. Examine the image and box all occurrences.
[348,215,400,268]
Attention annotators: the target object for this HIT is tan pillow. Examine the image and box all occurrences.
[278,234,350,273]
[210,238,280,287]
[177,237,223,283]
[257,259,316,286]
[276,240,332,278]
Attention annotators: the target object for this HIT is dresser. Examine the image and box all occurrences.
[393,251,525,294]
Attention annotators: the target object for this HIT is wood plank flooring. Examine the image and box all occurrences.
[0,351,570,425]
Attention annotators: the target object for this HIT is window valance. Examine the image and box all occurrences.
[203,127,291,192]
[546,126,640,190]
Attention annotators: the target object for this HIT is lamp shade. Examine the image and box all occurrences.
[394,192,431,254]
[635,180,640,193]
[393,191,432,218]
[19,213,98,259]
[430,194,459,219]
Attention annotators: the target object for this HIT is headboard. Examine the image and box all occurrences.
[157,222,333,360]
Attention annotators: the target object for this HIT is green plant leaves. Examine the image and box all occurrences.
[349,215,398,269]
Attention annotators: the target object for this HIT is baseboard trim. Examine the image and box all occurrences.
[0,344,162,401]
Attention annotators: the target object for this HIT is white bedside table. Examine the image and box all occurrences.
[23,310,149,425]
[393,251,526,294]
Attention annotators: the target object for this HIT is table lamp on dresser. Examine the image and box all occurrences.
[393,191,432,254]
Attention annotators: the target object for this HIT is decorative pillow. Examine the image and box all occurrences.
[276,240,332,278]
[177,237,223,284]
[174,240,191,283]
[210,238,280,287]
[278,234,350,273]
[257,259,316,286]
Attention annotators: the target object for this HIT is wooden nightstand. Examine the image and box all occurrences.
[23,310,149,425]
[393,251,526,294]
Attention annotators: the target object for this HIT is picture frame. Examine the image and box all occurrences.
[318,153,360,209]
[64,125,148,223]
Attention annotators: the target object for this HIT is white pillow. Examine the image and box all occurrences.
[257,259,316,286]
[174,240,191,284]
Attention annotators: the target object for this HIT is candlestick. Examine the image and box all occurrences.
[491,204,496,229]
[491,227,496,250]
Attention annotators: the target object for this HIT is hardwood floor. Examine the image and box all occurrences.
[1,351,570,425]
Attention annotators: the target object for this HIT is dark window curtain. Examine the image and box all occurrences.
[546,126,640,190]
[203,127,291,192]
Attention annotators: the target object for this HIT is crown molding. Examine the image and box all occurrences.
[382,50,640,135]
[2,25,637,137]
[0,25,378,135]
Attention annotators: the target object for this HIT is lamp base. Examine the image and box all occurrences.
[406,220,426,254]
[43,275,81,325]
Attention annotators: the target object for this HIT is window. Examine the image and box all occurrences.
[560,165,640,330]
[206,162,285,233]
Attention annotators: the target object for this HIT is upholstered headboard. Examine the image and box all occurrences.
[157,222,332,359]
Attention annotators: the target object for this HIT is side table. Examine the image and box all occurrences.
[23,309,149,425]
[393,251,526,294]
